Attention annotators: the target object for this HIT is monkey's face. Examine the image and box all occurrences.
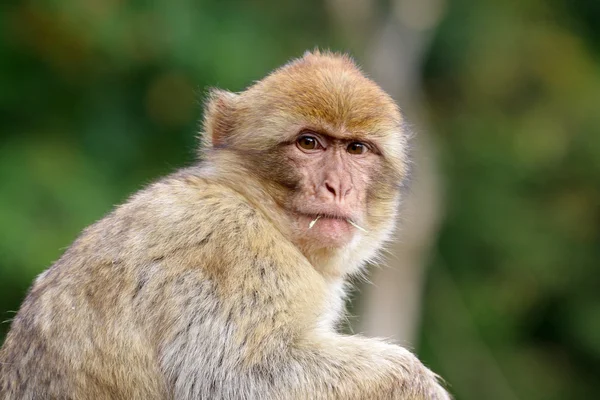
[282,130,384,248]
[203,52,409,263]
[253,58,408,255]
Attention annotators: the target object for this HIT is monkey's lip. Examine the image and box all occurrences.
[293,211,360,241]
[303,212,352,221]
[296,211,354,224]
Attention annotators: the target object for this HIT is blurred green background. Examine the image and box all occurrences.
[1,0,599,399]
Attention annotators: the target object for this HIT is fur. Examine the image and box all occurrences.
[0,51,449,399]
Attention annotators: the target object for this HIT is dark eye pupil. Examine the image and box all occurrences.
[299,137,316,149]
[348,143,364,154]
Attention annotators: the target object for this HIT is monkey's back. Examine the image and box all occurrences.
[0,167,315,400]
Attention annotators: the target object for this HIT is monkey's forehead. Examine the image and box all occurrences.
[243,56,403,139]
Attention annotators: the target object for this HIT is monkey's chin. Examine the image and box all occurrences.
[295,215,356,248]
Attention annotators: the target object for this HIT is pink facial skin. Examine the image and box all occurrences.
[284,130,379,248]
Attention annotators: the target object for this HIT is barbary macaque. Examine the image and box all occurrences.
[0,51,450,399]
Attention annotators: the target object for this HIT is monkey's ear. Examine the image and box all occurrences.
[202,89,238,148]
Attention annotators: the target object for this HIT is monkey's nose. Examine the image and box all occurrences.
[323,180,353,202]
[325,182,336,196]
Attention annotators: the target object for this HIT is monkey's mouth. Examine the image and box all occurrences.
[304,212,349,222]
[292,211,367,244]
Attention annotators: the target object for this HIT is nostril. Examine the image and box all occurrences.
[325,182,336,196]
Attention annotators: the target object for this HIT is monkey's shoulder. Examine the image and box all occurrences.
[26,167,299,304]
[90,168,289,265]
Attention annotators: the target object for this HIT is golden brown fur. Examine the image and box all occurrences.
[0,51,450,399]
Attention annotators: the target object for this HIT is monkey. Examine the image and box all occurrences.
[0,50,450,400]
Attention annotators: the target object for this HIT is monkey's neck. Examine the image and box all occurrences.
[201,152,292,237]
[296,243,352,279]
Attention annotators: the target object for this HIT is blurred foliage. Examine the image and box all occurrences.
[420,0,600,399]
[0,0,599,399]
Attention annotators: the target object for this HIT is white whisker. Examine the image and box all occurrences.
[347,219,368,233]
[308,216,321,229]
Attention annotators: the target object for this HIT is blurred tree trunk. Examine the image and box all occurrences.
[326,0,446,344]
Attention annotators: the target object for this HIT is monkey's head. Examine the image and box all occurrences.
[202,51,409,275]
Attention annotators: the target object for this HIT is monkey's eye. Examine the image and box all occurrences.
[297,136,321,151]
[347,142,368,155]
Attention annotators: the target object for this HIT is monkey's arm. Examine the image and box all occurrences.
[153,254,449,400]
[291,333,450,400]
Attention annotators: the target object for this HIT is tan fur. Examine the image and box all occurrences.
[0,51,450,399]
